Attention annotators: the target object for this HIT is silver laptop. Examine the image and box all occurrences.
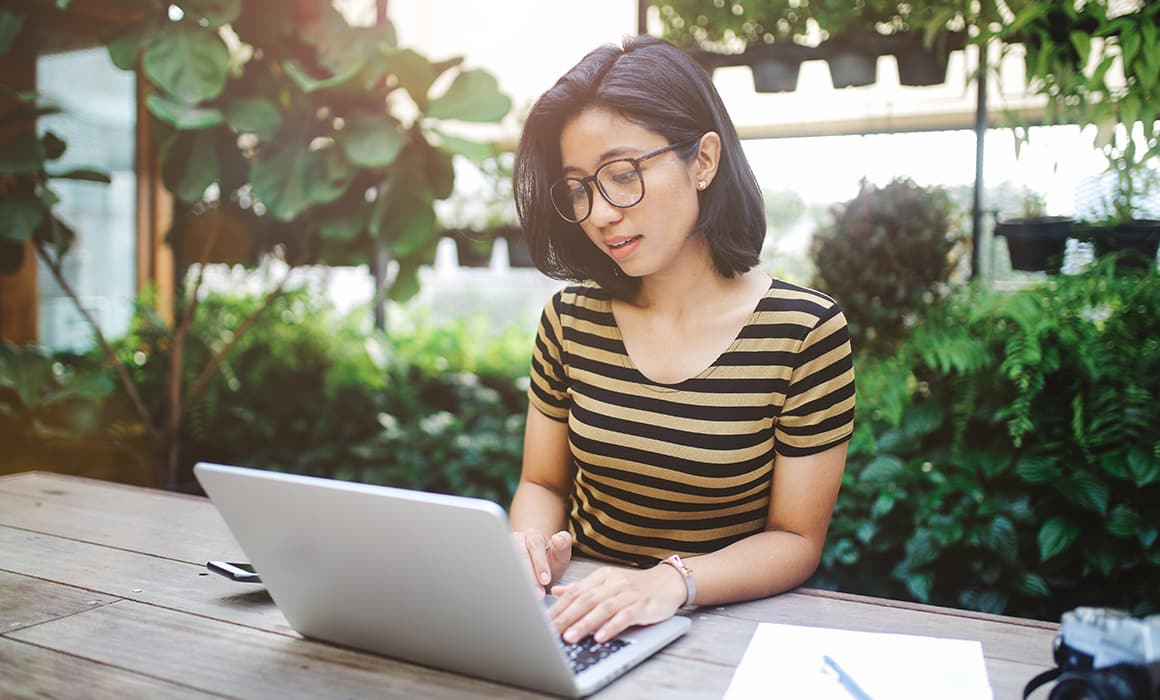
[193,462,690,697]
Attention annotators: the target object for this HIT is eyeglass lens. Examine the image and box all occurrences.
[551,160,644,223]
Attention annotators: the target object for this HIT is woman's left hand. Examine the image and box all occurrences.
[547,564,687,643]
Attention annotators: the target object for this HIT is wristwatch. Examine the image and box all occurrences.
[659,554,696,607]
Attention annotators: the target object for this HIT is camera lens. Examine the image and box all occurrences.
[1049,665,1153,700]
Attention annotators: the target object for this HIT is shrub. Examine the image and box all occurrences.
[810,177,967,357]
[113,286,534,504]
[814,261,1160,619]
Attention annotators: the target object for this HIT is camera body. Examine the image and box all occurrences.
[1030,607,1160,700]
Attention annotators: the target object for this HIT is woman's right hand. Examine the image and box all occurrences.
[512,529,572,597]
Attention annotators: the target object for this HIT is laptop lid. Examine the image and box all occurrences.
[193,462,689,697]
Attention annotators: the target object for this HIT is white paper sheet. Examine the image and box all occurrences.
[723,622,993,700]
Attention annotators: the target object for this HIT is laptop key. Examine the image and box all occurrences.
[562,635,631,674]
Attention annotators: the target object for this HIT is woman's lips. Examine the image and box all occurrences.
[607,235,641,260]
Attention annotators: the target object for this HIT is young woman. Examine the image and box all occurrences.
[509,35,855,646]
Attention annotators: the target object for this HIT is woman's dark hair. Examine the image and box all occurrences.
[513,34,765,299]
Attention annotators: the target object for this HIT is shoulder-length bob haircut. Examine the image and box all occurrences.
[513,34,765,299]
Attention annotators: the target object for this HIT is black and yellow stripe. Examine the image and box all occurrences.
[528,280,855,567]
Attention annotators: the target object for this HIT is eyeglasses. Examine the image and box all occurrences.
[549,135,702,224]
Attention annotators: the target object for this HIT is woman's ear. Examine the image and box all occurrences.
[693,132,722,189]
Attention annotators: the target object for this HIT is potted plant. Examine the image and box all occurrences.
[657,0,810,93]
[1003,0,1160,271]
[994,187,1074,273]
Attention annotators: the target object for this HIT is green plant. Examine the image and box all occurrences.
[1,0,512,489]
[0,342,149,481]
[113,285,535,500]
[1003,1,1160,222]
[656,0,810,51]
[815,261,1160,619]
[810,177,967,357]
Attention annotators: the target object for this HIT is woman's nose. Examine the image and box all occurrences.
[586,190,623,227]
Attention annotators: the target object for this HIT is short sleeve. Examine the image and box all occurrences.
[775,304,856,457]
[527,291,570,421]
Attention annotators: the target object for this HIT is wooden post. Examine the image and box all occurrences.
[0,7,39,346]
[134,74,174,324]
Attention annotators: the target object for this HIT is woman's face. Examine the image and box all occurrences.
[557,108,706,279]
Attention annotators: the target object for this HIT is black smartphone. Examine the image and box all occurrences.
[206,560,261,583]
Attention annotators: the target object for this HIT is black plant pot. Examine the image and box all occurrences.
[493,225,534,267]
[444,229,494,267]
[1084,220,1160,270]
[752,57,802,93]
[825,32,878,89]
[891,31,961,87]
[828,50,876,88]
[995,217,1073,273]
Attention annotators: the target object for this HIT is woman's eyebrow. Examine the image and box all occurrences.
[561,145,645,175]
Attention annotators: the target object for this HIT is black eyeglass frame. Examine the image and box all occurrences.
[550,135,703,224]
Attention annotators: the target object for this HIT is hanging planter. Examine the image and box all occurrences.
[751,57,802,93]
[493,224,534,268]
[995,216,1073,273]
[1083,219,1160,271]
[824,32,878,89]
[443,228,494,268]
[744,42,806,93]
[892,32,958,87]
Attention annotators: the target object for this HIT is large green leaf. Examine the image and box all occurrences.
[426,69,511,123]
[1106,504,1139,538]
[1126,448,1160,486]
[318,209,364,242]
[161,129,220,202]
[983,515,1018,562]
[858,454,905,485]
[1055,473,1109,515]
[224,98,282,141]
[308,145,355,207]
[41,131,66,160]
[250,140,354,221]
[421,140,455,200]
[143,25,229,103]
[380,47,438,109]
[106,20,151,71]
[430,127,495,162]
[1014,454,1060,484]
[388,259,422,302]
[0,194,44,243]
[338,111,405,168]
[370,180,435,258]
[48,168,112,184]
[1037,517,1079,561]
[147,92,224,130]
[178,0,241,28]
[283,58,363,94]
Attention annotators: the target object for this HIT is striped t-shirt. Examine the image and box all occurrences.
[527,279,856,567]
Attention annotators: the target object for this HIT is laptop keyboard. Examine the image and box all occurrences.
[561,635,630,674]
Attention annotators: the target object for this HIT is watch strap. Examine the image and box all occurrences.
[659,554,696,607]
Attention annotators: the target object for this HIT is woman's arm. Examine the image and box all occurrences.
[509,405,577,594]
[547,442,849,642]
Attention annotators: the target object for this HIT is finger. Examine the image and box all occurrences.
[593,606,638,643]
[516,532,549,587]
[562,596,620,644]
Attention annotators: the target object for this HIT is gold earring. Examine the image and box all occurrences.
[697,180,707,190]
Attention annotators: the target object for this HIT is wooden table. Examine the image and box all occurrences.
[1,471,1060,698]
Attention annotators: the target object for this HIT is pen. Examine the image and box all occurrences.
[823,655,875,700]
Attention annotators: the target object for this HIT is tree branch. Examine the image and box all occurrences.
[34,239,161,443]
[179,259,294,419]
